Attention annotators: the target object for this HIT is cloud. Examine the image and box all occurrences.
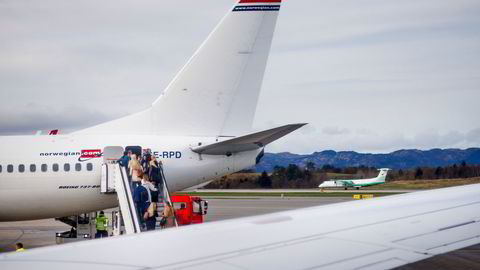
[264,126,480,154]
[0,103,116,135]
[466,128,480,144]
[299,124,316,135]
[1,0,479,154]
[322,126,351,135]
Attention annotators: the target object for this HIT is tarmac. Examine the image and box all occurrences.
[194,188,416,193]
[0,196,478,269]
[205,197,352,221]
[0,219,70,253]
[0,197,349,253]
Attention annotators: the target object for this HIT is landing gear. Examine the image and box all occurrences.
[356,187,360,190]
[55,213,95,244]
[344,187,348,190]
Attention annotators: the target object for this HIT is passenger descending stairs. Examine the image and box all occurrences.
[101,163,141,234]
[158,164,178,228]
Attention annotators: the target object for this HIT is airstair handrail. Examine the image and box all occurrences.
[116,164,142,234]
[159,165,179,228]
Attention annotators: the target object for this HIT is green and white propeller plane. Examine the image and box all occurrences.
[319,168,390,190]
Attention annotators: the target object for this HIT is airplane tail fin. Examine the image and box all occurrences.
[76,0,282,136]
[376,168,390,182]
[151,0,282,136]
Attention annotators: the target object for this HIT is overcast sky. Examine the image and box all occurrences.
[1,0,479,154]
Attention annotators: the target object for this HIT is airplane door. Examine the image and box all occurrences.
[104,146,124,163]
[125,146,142,158]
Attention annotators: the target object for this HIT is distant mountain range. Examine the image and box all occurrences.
[255,148,480,172]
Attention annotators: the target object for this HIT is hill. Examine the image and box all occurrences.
[255,148,480,172]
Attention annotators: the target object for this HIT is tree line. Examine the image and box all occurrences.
[388,161,480,180]
[205,161,480,189]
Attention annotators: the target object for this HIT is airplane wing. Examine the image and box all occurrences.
[1,184,479,270]
[191,123,306,155]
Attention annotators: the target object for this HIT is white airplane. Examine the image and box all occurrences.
[319,168,390,190]
[1,1,480,269]
[0,0,304,221]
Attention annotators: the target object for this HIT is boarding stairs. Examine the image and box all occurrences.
[157,164,178,228]
[101,163,141,234]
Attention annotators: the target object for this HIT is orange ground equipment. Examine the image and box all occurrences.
[171,195,208,225]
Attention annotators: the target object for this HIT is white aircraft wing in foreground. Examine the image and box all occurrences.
[2,184,480,270]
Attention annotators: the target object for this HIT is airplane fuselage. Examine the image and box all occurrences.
[319,169,389,189]
[319,178,384,188]
[0,134,261,221]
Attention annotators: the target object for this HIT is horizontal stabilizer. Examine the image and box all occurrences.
[192,123,306,155]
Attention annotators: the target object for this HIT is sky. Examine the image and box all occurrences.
[1,0,479,154]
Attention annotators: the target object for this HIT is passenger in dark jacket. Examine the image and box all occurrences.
[133,184,149,228]
[148,159,161,184]
[141,153,151,174]
[117,151,130,170]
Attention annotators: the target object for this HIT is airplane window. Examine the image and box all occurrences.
[53,163,59,172]
[64,163,70,172]
[87,163,93,171]
[30,164,36,172]
[7,164,13,173]
[75,163,81,171]
[18,164,25,173]
[41,164,47,172]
